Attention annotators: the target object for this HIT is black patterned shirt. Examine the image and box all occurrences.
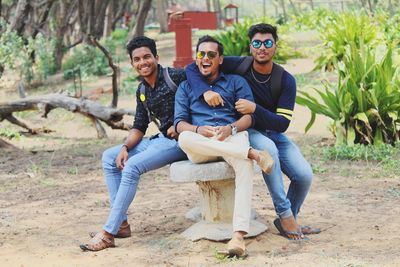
[133,65,186,136]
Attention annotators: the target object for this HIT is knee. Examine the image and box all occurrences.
[178,131,193,150]
[102,147,118,168]
[121,163,142,184]
[293,164,313,185]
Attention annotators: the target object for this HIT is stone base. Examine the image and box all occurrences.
[185,207,259,222]
[181,220,268,241]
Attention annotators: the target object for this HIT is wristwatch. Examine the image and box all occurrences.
[230,124,237,135]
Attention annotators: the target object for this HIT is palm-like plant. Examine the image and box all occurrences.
[297,42,400,146]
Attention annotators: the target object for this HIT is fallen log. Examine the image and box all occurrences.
[0,93,135,138]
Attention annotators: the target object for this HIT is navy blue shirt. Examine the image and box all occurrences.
[133,65,186,136]
[174,72,254,129]
[185,56,296,132]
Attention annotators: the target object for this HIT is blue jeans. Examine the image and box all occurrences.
[101,134,187,235]
[248,128,313,219]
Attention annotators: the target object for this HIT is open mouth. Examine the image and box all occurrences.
[201,62,212,70]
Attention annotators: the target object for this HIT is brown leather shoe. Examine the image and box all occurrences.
[80,232,115,251]
[257,150,274,174]
[227,236,248,258]
[89,223,131,239]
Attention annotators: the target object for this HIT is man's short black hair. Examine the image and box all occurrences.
[196,35,224,56]
[248,23,278,42]
[126,36,157,60]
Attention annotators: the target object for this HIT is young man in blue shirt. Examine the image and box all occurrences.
[175,35,273,257]
[186,24,318,240]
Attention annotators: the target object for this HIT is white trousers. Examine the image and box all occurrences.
[178,131,253,233]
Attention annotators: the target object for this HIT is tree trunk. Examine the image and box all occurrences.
[280,0,287,23]
[111,0,129,30]
[53,0,78,71]
[309,0,314,10]
[212,0,222,29]
[89,36,119,108]
[367,0,374,13]
[93,0,110,39]
[130,0,152,38]
[10,0,32,35]
[156,0,168,33]
[103,1,114,38]
[205,0,211,11]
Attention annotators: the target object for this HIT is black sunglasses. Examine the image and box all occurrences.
[196,50,218,59]
[251,39,274,49]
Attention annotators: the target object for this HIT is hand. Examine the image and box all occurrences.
[167,126,178,140]
[215,125,231,141]
[203,90,224,107]
[235,99,256,114]
[197,125,217,138]
[116,147,128,170]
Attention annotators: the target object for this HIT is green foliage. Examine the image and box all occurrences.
[0,19,34,81]
[110,28,129,46]
[322,143,399,161]
[33,34,57,80]
[288,8,337,31]
[297,42,400,146]
[0,19,56,82]
[121,67,140,95]
[214,18,301,64]
[62,44,110,79]
[314,13,378,71]
[0,127,21,140]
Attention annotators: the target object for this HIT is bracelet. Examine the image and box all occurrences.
[195,125,200,133]
[122,144,129,151]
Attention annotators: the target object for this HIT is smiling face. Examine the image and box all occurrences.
[250,32,276,65]
[130,46,159,78]
[195,42,223,82]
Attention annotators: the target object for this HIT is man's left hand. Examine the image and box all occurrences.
[167,126,179,140]
[235,99,256,114]
[215,125,231,141]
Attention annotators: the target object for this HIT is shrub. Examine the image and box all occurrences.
[62,44,110,79]
[297,42,400,146]
[314,13,377,71]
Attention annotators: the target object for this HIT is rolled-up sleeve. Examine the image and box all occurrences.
[174,81,191,132]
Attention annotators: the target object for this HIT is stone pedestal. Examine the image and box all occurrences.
[170,160,267,241]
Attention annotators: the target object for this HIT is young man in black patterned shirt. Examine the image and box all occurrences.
[80,36,187,251]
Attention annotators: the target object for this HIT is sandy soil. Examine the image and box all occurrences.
[1,33,400,267]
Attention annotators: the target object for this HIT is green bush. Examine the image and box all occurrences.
[314,13,377,71]
[297,42,400,146]
[62,45,110,79]
[215,18,301,64]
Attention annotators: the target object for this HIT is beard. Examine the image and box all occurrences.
[254,58,270,65]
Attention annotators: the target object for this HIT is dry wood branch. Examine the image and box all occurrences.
[0,93,135,137]
[89,36,119,108]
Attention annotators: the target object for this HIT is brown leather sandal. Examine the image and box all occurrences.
[89,223,131,239]
[80,232,115,251]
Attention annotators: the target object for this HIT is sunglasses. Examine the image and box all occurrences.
[251,39,274,49]
[196,50,218,59]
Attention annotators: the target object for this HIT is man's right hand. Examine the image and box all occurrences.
[203,90,224,107]
[197,125,217,138]
[116,147,128,170]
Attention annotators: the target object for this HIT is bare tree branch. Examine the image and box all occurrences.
[89,35,119,108]
[0,94,135,138]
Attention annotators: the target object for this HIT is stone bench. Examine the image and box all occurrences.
[170,160,267,241]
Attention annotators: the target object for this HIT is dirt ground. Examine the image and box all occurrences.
[1,33,400,267]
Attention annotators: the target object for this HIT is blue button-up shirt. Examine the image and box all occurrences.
[174,72,254,129]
